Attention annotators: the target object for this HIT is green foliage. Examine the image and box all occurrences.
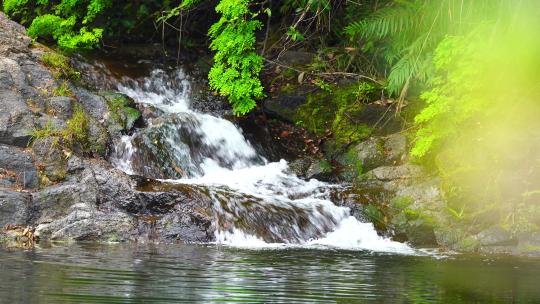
[208,0,265,115]
[410,32,484,158]
[40,51,81,80]
[29,105,96,153]
[62,104,89,149]
[52,81,73,97]
[345,0,497,97]
[4,0,109,50]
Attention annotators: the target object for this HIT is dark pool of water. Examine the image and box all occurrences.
[0,243,539,303]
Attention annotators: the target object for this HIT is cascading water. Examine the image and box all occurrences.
[111,67,413,253]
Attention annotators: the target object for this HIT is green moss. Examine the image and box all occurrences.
[29,104,97,154]
[40,52,81,80]
[103,93,141,130]
[61,105,89,150]
[294,81,374,149]
[30,121,60,143]
[52,81,73,97]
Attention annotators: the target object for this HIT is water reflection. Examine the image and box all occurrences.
[0,243,539,303]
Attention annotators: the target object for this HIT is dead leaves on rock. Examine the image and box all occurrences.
[2,224,36,248]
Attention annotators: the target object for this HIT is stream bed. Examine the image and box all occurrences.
[1,243,540,303]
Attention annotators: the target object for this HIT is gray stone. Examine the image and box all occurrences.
[353,137,385,172]
[0,89,35,147]
[305,160,334,181]
[383,133,407,164]
[46,96,75,120]
[366,164,424,181]
[32,137,67,182]
[72,87,108,122]
[475,226,516,246]
[287,157,314,177]
[0,144,38,189]
[0,189,35,227]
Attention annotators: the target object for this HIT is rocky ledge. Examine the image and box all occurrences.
[0,13,214,244]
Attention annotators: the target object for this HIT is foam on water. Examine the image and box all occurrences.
[112,68,415,254]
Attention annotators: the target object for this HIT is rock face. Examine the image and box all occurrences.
[0,13,215,244]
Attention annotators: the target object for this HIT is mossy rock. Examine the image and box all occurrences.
[294,82,374,151]
[100,91,141,131]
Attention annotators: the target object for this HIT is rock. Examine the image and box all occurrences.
[353,137,385,172]
[305,160,334,181]
[287,157,334,181]
[72,87,109,122]
[366,164,425,181]
[287,158,313,177]
[383,133,407,164]
[0,90,35,147]
[35,210,136,241]
[263,95,306,122]
[475,226,517,246]
[46,96,75,120]
[36,114,67,130]
[278,51,315,66]
[347,133,407,175]
[0,144,38,189]
[0,189,35,227]
[32,137,68,183]
[0,13,31,57]
[99,91,142,132]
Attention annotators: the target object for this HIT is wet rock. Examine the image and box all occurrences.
[305,160,334,181]
[72,87,108,122]
[349,133,407,174]
[0,189,34,227]
[287,157,334,181]
[36,210,137,241]
[287,158,313,177]
[263,95,306,122]
[0,144,38,189]
[99,91,142,132]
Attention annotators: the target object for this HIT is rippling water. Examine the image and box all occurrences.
[1,244,539,303]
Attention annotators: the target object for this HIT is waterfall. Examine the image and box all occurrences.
[111,67,413,253]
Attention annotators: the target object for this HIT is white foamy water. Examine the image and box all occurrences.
[111,68,414,254]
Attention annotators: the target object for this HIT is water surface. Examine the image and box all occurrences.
[1,243,539,303]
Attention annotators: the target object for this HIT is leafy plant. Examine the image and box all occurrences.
[345,0,497,98]
[208,0,265,115]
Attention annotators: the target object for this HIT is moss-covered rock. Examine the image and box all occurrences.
[100,91,141,132]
